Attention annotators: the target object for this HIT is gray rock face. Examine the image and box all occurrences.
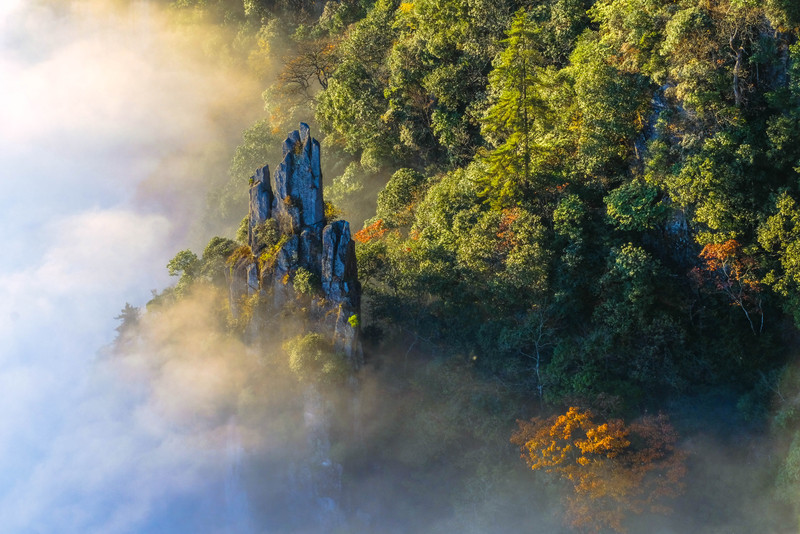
[246,263,259,295]
[231,123,362,364]
[272,122,325,234]
[229,257,255,318]
[322,221,357,303]
[229,260,248,317]
[248,165,273,253]
[232,123,362,532]
[634,83,672,167]
[272,234,300,308]
[299,228,323,279]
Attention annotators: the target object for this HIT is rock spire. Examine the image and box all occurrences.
[232,122,362,365]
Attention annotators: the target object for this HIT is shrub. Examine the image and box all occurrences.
[348,313,360,328]
[284,333,350,384]
[293,267,320,295]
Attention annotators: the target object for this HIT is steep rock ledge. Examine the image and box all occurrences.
[232,122,362,366]
[230,123,362,531]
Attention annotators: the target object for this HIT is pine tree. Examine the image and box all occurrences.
[480,9,549,207]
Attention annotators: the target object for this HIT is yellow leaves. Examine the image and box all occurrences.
[511,408,686,533]
[396,1,417,29]
[226,245,254,267]
[258,235,289,273]
[576,420,630,459]
[552,406,591,440]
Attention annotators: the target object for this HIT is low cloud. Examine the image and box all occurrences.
[0,0,265,240]
[0,208,173,363]
[0,2,273,532]
[0,287,289,534]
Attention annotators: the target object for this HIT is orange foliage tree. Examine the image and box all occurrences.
[694,239,763,334]
[353,218,388,243]
[511,407,687,533]
[496,207,521,254]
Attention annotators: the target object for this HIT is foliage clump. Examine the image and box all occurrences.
[376,168,426,227]
[154,237,239,307]
[284,333,350,384]
[251,218,280,252]
[511,407,687,533]
[293,267,320,295]
[259,234,290,273]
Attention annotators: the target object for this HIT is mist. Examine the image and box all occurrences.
[0,1,266,531]
[0,286,303,533]
[3,1,800,533]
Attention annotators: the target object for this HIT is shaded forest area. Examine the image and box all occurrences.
[136,0,800,531]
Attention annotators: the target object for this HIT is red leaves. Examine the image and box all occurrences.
[496,208,521,253]
[354,219,388,243]
[694,239,763,333]
[698,239,761,291]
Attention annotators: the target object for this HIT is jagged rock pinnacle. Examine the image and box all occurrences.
[273,121,324,234]
[233,123,362,365]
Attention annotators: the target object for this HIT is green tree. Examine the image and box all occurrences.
[316,0,400,162]
[166,249,199,297]
[383,0,515,165]
[199,236,239,285]
[376,168,427,227]
[531,0,590,66]
[605,180,669,231]
[767,0,800,29]
[113,303,141,345]
[759,192,800,327]
[167,250,199,278]
[567,30,651,177]
[480,9,552,206]
[665,130,762,245]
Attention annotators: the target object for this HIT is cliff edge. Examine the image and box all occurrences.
[230,122,362,366]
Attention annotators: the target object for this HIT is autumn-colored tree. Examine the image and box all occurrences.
[354,218,389,243]
[511,407,687,533]
[694,239,763,334]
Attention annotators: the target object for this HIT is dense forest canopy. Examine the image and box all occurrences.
[135,0,800,530]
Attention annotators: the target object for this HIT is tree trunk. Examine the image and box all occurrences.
[731,35,744,107]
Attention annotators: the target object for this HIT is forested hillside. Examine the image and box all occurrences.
[140,0,800,531]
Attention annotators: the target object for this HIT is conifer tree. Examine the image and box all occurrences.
[480,9,549,207]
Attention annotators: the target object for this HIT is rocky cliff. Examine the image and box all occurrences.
[229,123,362,531]
[231,122,362,365]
